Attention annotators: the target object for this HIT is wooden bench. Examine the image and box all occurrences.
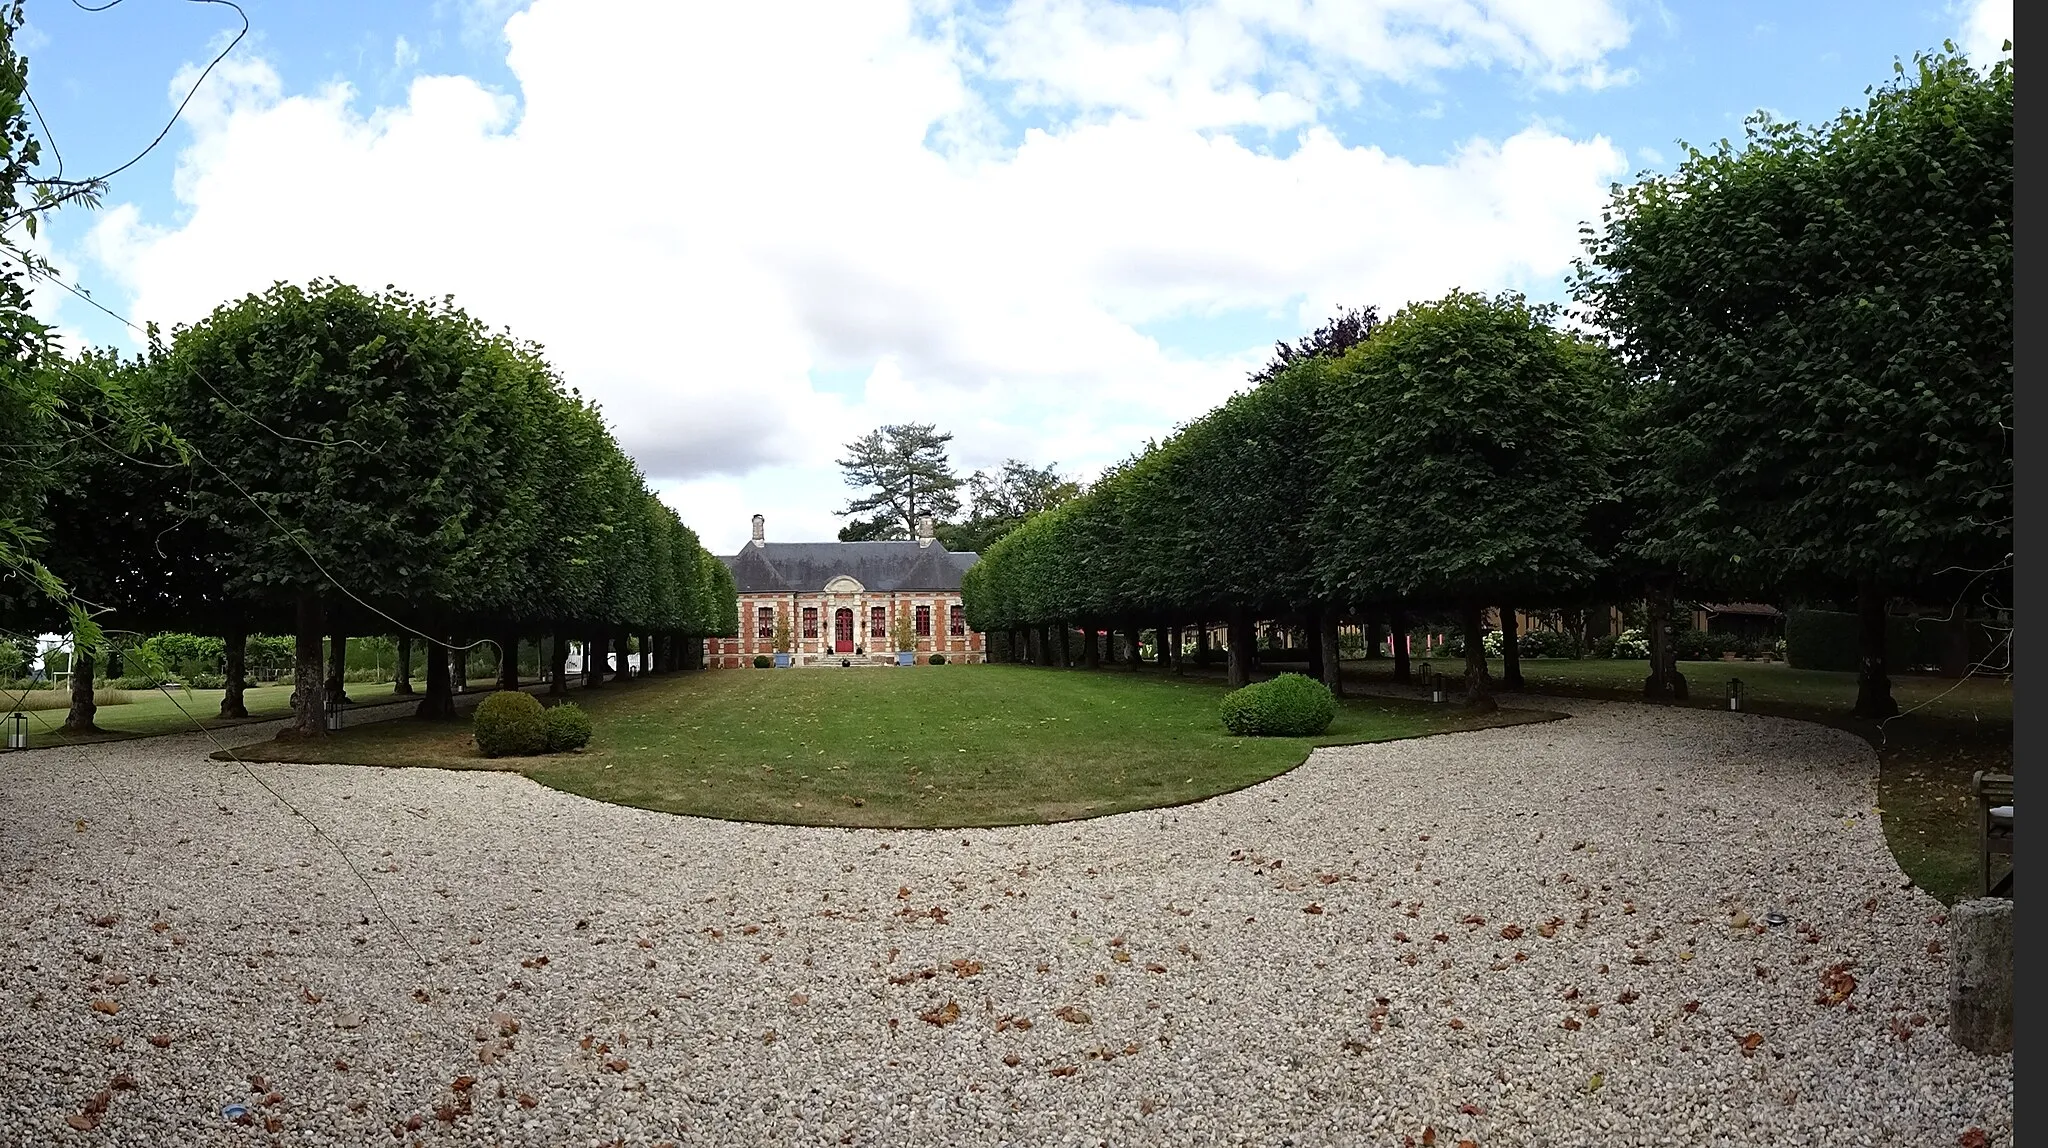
[1974,770,2013,897]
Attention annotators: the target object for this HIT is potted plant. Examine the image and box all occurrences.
[772,613,794,668]
[891,612,918,666]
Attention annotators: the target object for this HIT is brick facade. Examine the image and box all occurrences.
[703,515,986,668]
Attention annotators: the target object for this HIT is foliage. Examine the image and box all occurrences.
[890,609,917,652]
[1313,291,1619,607]
[937,459,1081,553]
[1573,48,2012,604]
[1784,608,1955,672]
[1219,673,1337,737]
[772,612,793,653]
[541,701,592,753]
[835,423,963,538]
[752,654,773,669]
[1590,629,1651,660]
[1247,304,1381,385]
[473,689,546,757]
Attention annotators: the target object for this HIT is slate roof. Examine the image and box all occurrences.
[723,541,979,594]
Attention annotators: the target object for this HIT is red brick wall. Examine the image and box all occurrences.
[706,591,985,667]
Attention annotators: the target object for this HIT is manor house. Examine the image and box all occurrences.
[703,515,985,667]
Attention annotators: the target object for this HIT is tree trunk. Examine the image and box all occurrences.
[614,632,633,681]
[1057,624,1072,668]
[1391,607,1412,685]
[1226,612,1255,688]
[62,646,98,733]
[326,628,350,707]
[1195,624,1212,667]
[1499,605,1525,691]
[1318,607,1344,698]
[417,635,456,719]
[1461,600,1497,713]
[1364,612,1384,660]
[219,620,249,719]
[1643,580,1685,699]
[393,634,414,696]
[1125,627,1143,671]
[498,626,520,692]
[1083,626,1100,669]
[1305,608,1326,681]
[583,635,605,688]
[550,629,571,696]
[1854,580,1900,718]
[1168,624,1184,674]
[285,593,326,737]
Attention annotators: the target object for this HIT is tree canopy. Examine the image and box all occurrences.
[835,423,963,539]
[1572,47,2012,714]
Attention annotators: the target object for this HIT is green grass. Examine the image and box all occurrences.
[1335,655,2012,904]
[228,664,1559,829]
[5,678,508,747]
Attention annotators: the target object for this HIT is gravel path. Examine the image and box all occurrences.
[0,694,2012,1146]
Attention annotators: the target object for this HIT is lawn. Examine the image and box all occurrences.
[1332,656,2013,904]
[5,677,514,748]
[229,664,1559,829]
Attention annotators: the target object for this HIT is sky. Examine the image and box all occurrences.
[18,0,2014,554]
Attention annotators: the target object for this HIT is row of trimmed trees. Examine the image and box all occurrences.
[8,279,737,738]
[964,50,2011,719]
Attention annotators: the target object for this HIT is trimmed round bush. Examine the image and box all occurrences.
[752,654,773,668]
[928,653,947,665]
[542,701,593,753]
[474,689,546,758]
[1219,673,1337,737]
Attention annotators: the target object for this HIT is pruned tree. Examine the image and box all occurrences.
[1573,47,2013,717]
[835,423,962,538]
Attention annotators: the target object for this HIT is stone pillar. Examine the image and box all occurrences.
[1949,897,2013,1054]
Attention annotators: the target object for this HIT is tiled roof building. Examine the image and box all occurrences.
[704,515,985,667]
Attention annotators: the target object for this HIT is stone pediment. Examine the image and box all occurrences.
[823,575,865,594]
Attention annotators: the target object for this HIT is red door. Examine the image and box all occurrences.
[834,608,855,653]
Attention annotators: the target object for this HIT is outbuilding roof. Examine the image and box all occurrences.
[722,540,979,594]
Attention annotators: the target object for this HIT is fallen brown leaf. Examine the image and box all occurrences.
[1739,1032,1764,1056]
[919,1000,962,1027]
[516,1093,538,1109]
[1055,1005,1091,1025]
[89,999,118,1015]
[1499,924,1524,940]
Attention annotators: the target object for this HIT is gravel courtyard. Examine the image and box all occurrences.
[0,695,2012,1147]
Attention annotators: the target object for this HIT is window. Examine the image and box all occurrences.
[916,605,931,637]
[802,606,818,639]
[871,606,887,637]
[950,605,965,637]
[756,606,773,639]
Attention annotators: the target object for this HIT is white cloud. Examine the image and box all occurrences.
[395,35,420,70]
[1958,0,2012,63]
[82,0,1630,553]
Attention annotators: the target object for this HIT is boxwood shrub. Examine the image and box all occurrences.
[542,701,593,753]
[752,654,773,668]
[1219,673,1337,737]
[928,653,946,665]
[474,690,546,757]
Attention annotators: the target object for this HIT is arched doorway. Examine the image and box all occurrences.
[834,607,855,653]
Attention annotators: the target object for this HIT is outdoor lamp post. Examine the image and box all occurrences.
[1728,678,1744,712]
[1429,671,1447,704]
[6,710,25,749]
[325,698,345,732]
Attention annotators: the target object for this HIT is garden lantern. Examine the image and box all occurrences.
[325,701,345,732]
[6,710,25,750]
[1429,671,1448,704]
[1728,678,1744,712]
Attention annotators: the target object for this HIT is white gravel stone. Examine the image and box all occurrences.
[0,693,2012,1146]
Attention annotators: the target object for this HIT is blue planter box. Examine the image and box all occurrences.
[774,653,791,668]
[896,651,914,666]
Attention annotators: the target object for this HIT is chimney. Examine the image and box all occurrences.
[750,513,765,548]
[917,516,934,547]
